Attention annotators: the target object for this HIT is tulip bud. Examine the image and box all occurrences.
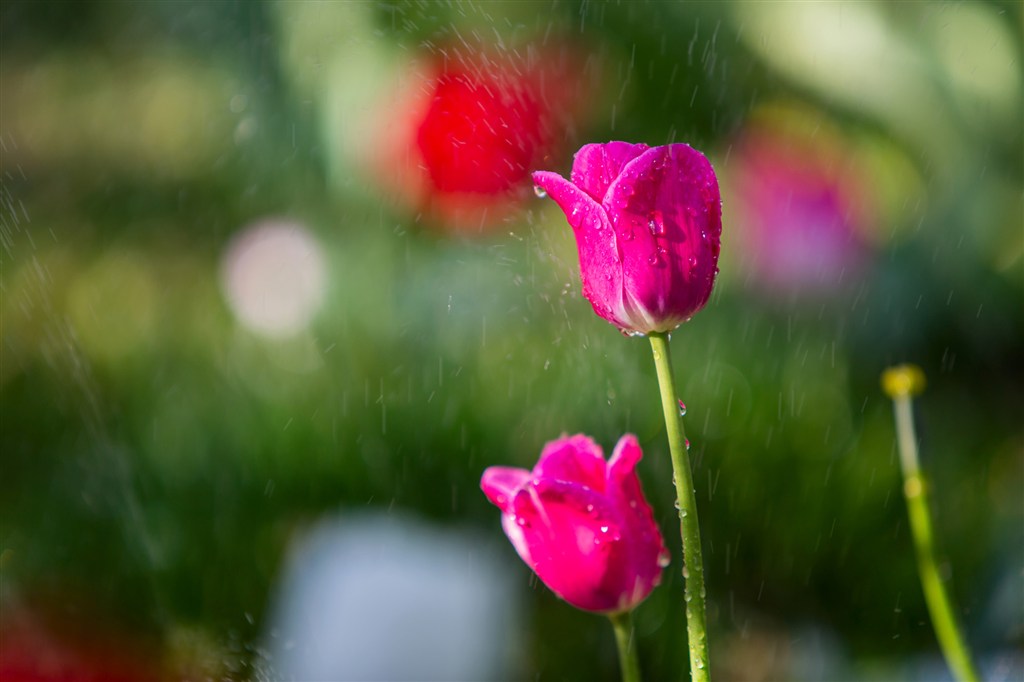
[481,434,668,614]
[533,142,722,335]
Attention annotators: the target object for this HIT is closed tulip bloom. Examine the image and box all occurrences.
[533,142,722,334]
[481,434,668,614]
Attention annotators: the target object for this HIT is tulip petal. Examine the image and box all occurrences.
[509,478,626,612]
[480,466,531,512]
[606,436,663,548]
[608,435,669,587]
[481,433,667,613]
[604,144,722,332]
[533,434,607,493]
[570,142,650,203]
[606,434,644,494]
[532,170,629,328]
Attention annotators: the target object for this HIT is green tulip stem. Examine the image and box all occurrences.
[609,611,642,682]
[649,332,710,681]
[883,366,981,682]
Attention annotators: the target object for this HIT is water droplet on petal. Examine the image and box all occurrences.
[647,212,666,237]
[533,185,547,198]
[657,551,671,568]
[648,252,661,267]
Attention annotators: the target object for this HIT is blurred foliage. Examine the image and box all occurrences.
[1,1,1022,680]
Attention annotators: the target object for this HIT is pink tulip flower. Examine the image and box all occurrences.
[481,434,668,613]
[533,142,722,335]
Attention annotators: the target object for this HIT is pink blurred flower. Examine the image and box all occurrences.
[729,120,872,295]
[375,46,588,232]
[533,142,722,335]
[481,434,668,614]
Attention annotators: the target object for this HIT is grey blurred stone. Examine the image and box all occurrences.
[264,513,521,681]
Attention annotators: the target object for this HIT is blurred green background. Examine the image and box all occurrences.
[1,1,1022,680]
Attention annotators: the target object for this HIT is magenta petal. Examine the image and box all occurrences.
[533,434,607,493]
[510,479,626,612]
[606,434,643,486]
[481,433,667,614]
[607,435,669,585]
[535,141,722,335]
[532,171,628,327]
[531,170,600,231]
[607,437,651,536]
[481,466,531,512]
[604,144,722,332]
[570,142,650,203]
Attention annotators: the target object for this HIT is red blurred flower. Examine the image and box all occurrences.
[0,600,162,682]
[375,46,588,231]
[481,434,668,614]
[416,65,544,195]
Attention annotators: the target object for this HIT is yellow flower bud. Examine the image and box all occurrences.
[881,364,927,399]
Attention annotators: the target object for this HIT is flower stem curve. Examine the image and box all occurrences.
[882,365,981,682]
[609,611,641,682]
[648,332,710,681]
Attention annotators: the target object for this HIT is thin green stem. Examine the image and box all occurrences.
[609,611,641,682]
[648,332,710,682]
[891,394,981,682]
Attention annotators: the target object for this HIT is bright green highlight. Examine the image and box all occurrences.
[649,332,710,682]
[884,365,980,682]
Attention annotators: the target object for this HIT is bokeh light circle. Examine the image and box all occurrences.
[220,219,327,338]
